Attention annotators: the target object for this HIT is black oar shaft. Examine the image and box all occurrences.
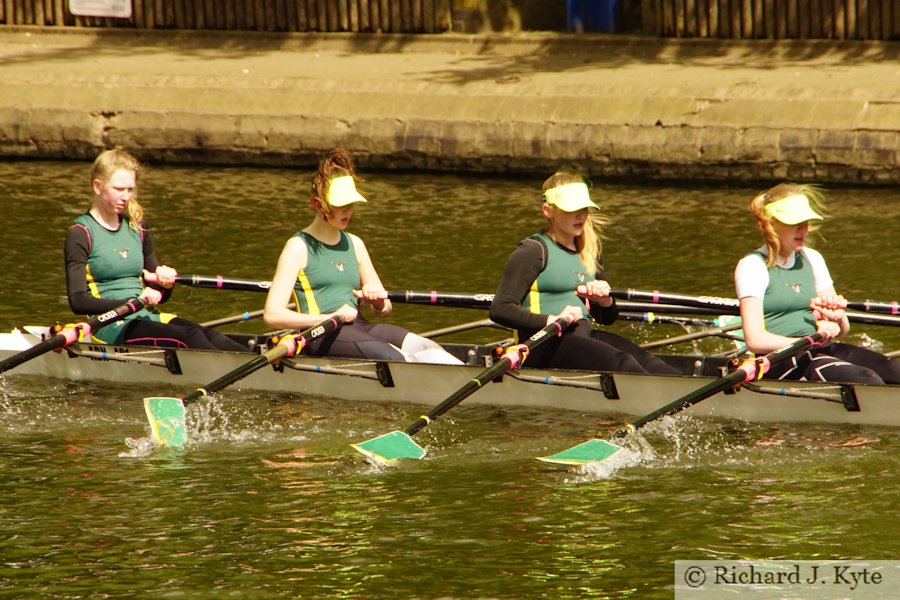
[181,353,277,406]
[387,291,494,308]
[164,277,900,320]
[0,298,146,374]
[611,289,740,312]
[404,316,573,437]
[175,275,272,292]
[405,358,509,437]
[616,289,900,327]
[846,300,899,315]
[609,332,824,440]
[844,312,900,327]
[180,316,343,407]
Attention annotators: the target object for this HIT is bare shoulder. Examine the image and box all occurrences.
[347,232,368,253]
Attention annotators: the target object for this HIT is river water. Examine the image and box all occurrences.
[1,160,898,598]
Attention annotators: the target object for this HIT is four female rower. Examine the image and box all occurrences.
[64,147,251,352]
[263,147,461,364]
[489,168,680,375]
[63,148,896,384]
[734,183,900,384]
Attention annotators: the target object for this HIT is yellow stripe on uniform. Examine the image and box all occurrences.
[528,280,541,315]
[295,271,320,315]
[85,265,101,298]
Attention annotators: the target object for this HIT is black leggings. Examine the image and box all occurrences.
[122,317,252,352]
[765,342,900,385]
[305,319,409,361]
[521,320,680,375]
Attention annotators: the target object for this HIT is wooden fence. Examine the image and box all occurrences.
[0,0,896,39]
[651,0,898,39]
[0,0,452,32]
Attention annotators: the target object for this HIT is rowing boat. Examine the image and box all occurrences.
[1,326,897,427]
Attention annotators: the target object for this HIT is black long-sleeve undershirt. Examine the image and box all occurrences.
[489,236,618,336]
[64,218,171,316]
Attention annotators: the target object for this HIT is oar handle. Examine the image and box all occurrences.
[0,298,147,374]
[180,315,344,406]
[613,332,825,438]
[404,315,575,437]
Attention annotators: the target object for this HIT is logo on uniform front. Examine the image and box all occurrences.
[115,248,128,259]
[335,262,345,272]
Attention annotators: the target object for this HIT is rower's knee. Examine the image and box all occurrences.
[398,334,463,365]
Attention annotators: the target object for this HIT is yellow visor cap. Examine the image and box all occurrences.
[543,182,599,212]
[326,175,367,207]
[765,194,823,224]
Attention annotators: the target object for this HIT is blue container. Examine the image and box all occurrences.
[566,0,619,33]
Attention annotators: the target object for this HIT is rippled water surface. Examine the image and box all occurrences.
[1,160,898,598]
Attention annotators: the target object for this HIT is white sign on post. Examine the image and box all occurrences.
[68,0,133,18]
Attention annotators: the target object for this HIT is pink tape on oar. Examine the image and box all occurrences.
[217,274,224,289]
[652,290,660,304]
[893,302,899,316]
[737,356,769,382]
[431,290,438,304]
[279,336,299,357]
[57,322,92,347]
[59,327,80,346]
[502,344,529,370]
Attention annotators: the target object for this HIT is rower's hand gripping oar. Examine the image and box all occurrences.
[143,316,344,447]
[351,315,577,465]
[0,298,147,375]
[538,332,826,466]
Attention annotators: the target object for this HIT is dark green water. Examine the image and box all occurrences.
[1,160,898,598]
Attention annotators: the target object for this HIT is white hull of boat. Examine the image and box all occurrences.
[1,328,897,428]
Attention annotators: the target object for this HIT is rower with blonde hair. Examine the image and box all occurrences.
[735,182,899,383]
[65,147,250,351]
[489,168,678,375]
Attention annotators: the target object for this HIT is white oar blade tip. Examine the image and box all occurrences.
[143,396,187,447]
[536,439,623,466]
[351,431,426,464]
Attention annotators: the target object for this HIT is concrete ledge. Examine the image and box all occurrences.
[1,28,898,184]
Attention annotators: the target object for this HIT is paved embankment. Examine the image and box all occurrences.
[0,28,898,184]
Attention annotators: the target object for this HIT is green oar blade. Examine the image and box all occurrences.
[351,430,426,464]
[143,397,187,447]
[537,438,623,466]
